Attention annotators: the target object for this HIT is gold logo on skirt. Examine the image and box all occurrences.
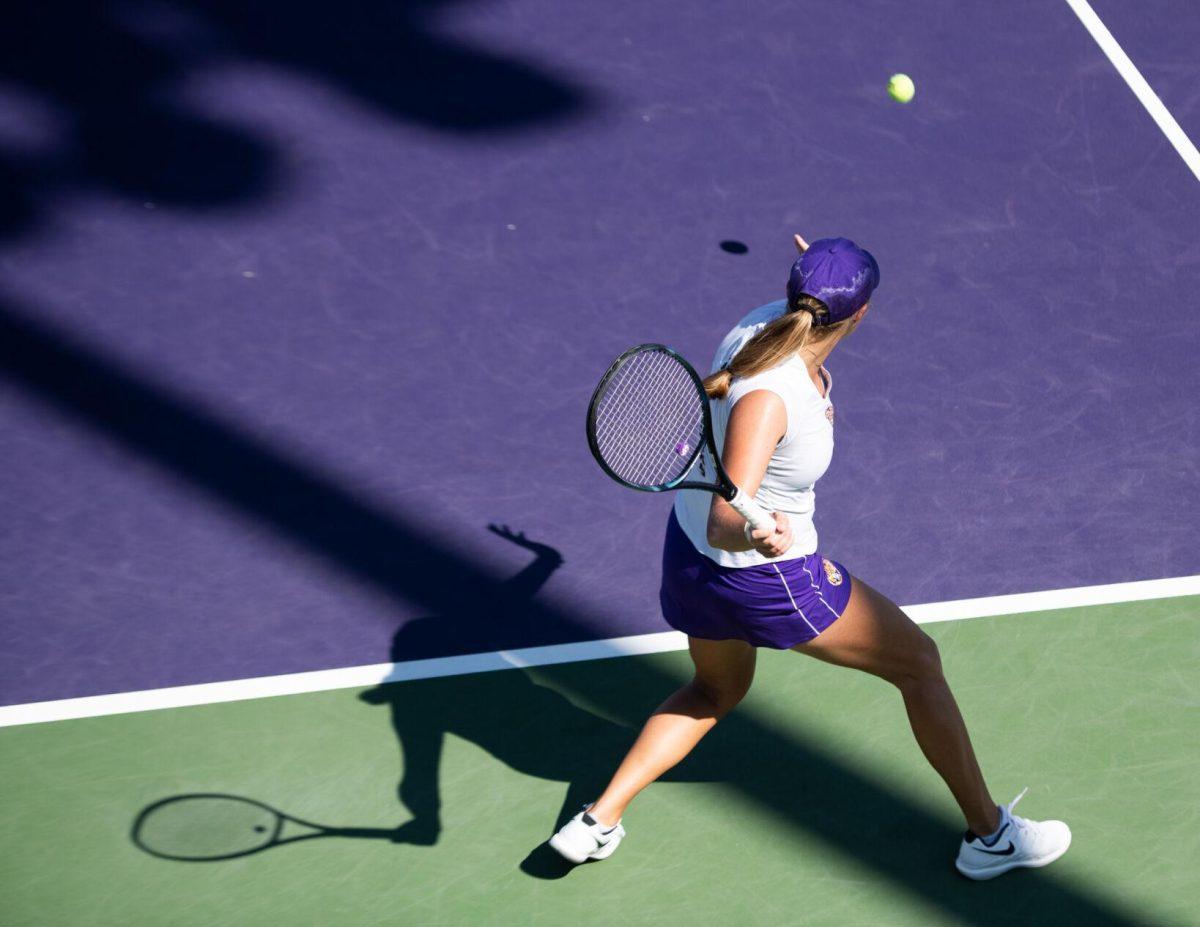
[821,558,844,586]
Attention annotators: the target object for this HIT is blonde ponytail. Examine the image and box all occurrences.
[704,297,847,399]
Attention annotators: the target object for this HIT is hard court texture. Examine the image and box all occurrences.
[2,0,1198,705]
[1,2,1198,925]
[2,600,1197,926]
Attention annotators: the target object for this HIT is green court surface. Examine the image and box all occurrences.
[3,598,1197,927]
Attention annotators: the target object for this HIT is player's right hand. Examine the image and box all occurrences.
[748,511,792,557]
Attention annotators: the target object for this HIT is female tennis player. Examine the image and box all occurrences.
[551,236,1071,879]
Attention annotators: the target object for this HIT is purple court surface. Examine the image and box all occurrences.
[2,0,1198,706]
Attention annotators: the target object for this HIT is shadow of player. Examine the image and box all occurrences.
[359,524,702,876]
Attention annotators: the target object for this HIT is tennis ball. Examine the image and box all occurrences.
[888,73,915,104]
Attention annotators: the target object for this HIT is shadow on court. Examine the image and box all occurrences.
[0,297,1153,925]
[0,0,593,240]
[358,525,633,850]
[358,525,735,875]
[132,792,401,862]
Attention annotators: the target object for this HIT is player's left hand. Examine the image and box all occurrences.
[748,511,793,557]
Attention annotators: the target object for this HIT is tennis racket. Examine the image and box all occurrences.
[132,793,398,861]
[586,343,775,533]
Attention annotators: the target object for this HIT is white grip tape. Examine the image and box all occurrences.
[727,487,775,534]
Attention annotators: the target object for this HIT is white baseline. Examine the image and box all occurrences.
[1065,0,1200,182]
[2,574,1198,728]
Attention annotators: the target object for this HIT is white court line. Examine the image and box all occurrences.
[1065,0,1200,182]
[2,574,1198,729]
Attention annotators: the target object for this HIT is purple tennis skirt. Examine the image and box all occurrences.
[660,510,853,648]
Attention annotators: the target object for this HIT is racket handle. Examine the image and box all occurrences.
[727,488,776,534]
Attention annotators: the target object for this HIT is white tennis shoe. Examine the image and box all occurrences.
[548,805,625,864]
[956,788,1072,880]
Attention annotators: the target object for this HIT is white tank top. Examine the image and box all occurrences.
[674,300,835,567]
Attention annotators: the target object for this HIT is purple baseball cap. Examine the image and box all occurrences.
[786,237,880,325]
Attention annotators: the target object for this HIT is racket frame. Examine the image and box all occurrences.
[586,343,774,531]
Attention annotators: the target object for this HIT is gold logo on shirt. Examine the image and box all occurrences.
[825,405,835,424]
[822,558,844,586]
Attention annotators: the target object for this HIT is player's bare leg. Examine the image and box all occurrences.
[792,577,999,835]
[549,637,754,862]
[589,636,756,825]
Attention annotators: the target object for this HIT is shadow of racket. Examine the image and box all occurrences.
[132,793,401,862]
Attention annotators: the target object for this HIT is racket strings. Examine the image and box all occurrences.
[600,358,680,472]
[593,349,704,488]
[596,356,673,476]
[603,358,700,484]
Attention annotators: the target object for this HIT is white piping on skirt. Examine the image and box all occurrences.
[771,563,822,636]
[800,560,842,621]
